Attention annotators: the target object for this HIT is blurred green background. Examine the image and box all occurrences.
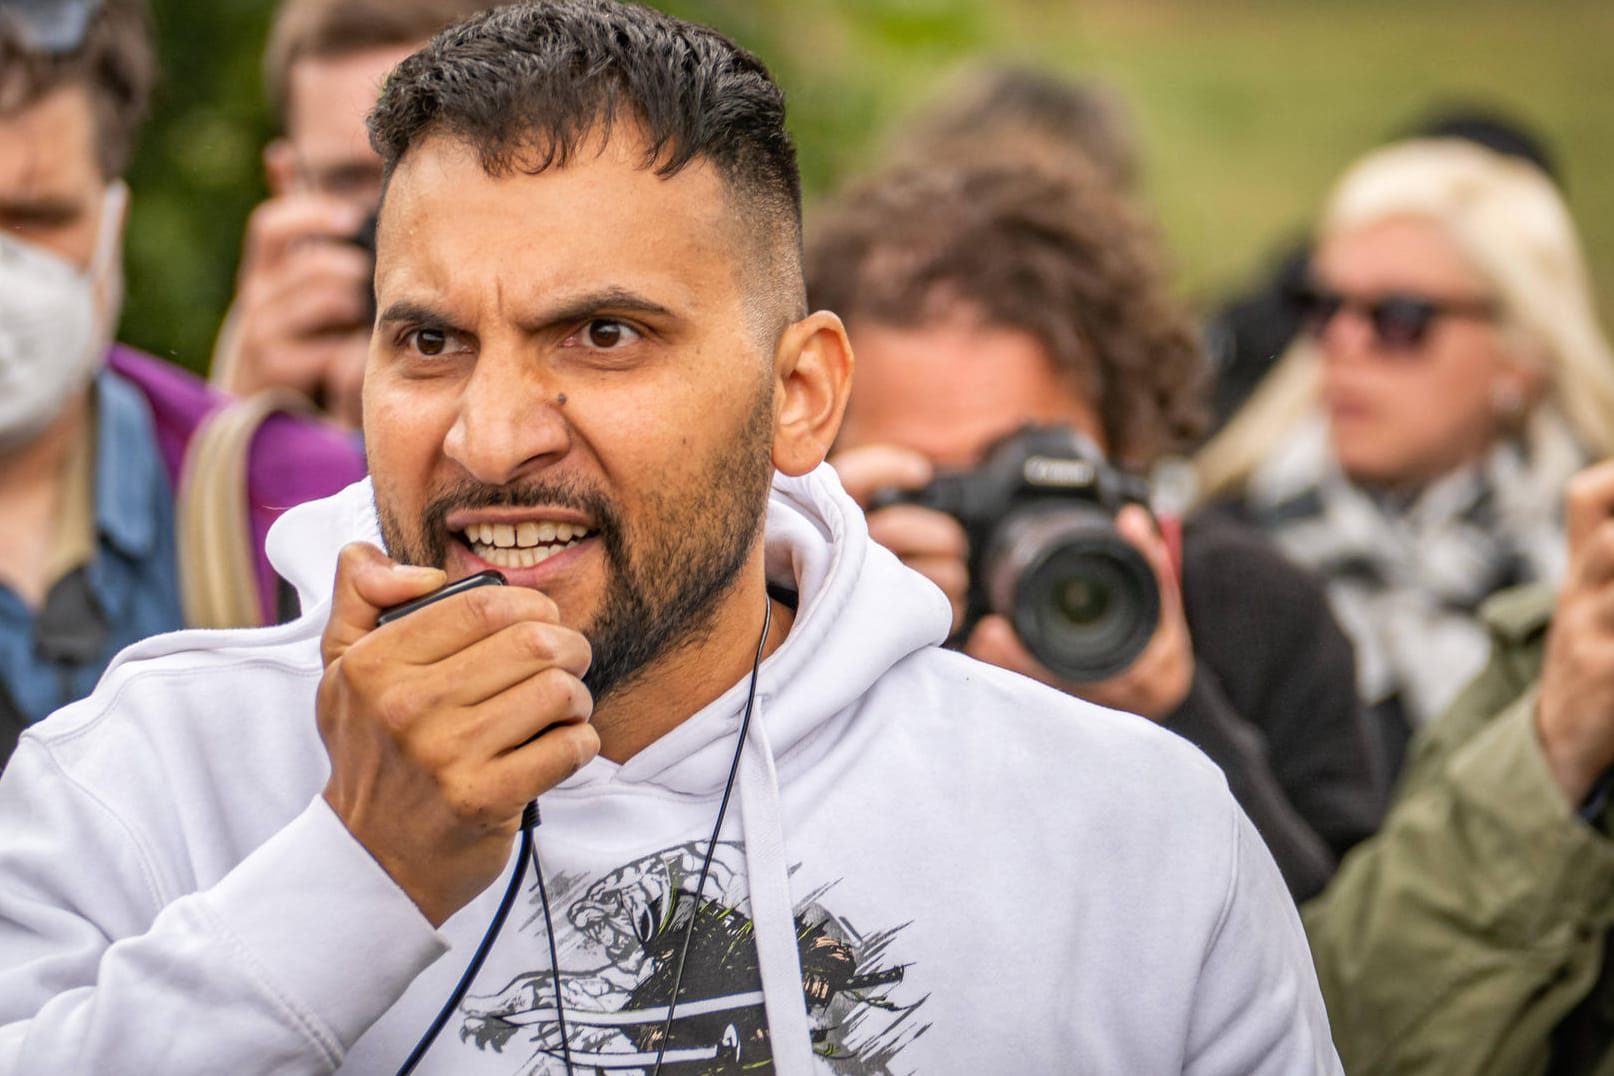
[123,0,1614,374]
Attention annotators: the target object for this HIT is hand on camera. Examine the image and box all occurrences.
[963,504,1194,721]
[217,192,372,428]
[834,444,1194,721]
[833,444,970,633]
[317,542,600,926]
[1536,460,1614,806]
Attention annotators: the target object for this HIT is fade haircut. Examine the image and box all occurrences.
[807,156,1207,468]
[264,0,490,129]
[0,0,156,177]
[367,0,805,330]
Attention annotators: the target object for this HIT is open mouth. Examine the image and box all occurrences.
[455,520,598,569]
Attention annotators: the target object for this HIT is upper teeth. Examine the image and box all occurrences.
[464,521,588,548]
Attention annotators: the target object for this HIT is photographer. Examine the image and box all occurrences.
[209,0,486,429]
[810,155,1385,900]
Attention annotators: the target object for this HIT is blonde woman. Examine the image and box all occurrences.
[1198,138,1614,776]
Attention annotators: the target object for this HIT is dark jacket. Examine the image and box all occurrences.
[1170,507,1386,901]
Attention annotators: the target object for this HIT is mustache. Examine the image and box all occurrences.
[422,476,620,535]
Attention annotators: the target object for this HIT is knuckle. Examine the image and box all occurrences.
[462,585,508,635]
[570,679,595,720]
[514,620,558,662]
[335,541,377,582]
[562,723,601,774]
[373,682,422,734]
[530,664,576,702]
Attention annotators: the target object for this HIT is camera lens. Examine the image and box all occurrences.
[1054,575,1111,626]
[982,504,1160,682]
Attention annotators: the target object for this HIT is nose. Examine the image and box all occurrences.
[443,345,570,485]
[1317,304,1379,366]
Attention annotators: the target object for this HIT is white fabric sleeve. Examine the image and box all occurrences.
[0,744,447,1075]
[1183,806,1344,1076]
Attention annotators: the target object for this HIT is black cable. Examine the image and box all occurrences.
[398,596,773,1074]
[530,819,575,1075]
[394,802,539,1076]
[650,598,771,1076]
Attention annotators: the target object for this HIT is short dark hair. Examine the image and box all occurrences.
[0,0,156,177]
[264,0,490,128]
[369,0,802,288]
[807,157,1207,467]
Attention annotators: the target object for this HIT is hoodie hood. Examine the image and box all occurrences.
[265,464,953,794]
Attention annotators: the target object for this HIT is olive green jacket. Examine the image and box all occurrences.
[1304,585,1614,1075]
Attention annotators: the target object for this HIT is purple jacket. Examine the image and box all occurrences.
[108,345,368,620]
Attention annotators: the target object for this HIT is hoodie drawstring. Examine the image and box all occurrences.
[738,698,816,1075]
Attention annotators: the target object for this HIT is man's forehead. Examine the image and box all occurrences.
[383,127,733,233]
[374,129,748,309]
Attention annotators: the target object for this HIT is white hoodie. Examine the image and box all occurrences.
[0,466,1340,1074]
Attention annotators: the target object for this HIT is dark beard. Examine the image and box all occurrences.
[374,385,775,704]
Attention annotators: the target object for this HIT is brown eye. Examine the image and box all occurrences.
[414,328,447,355]
[584,319,642,349]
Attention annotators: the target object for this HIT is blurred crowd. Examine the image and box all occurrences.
[5,0,1614,1070]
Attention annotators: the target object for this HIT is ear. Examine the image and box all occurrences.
[264,138,299,197]
[771,310,854,477]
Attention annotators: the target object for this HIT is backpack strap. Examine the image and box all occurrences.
[175,389,315,629]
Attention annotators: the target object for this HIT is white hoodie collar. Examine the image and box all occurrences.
[266,464,953,795]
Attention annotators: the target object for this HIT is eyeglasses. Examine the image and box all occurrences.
[1294,285,1498,353]
[0,0,102,55]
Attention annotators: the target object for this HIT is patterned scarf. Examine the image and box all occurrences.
[1242,409,1584,729]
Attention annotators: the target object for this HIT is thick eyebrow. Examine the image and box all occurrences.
[376,299,456,328]
[376,289,680,334]
[519,287,677,332]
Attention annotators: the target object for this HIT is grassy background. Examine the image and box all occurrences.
[121,0,1614,373]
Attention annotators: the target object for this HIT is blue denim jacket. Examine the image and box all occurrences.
[0,367,182,726]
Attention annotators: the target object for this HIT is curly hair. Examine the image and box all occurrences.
[805,155,1206,468]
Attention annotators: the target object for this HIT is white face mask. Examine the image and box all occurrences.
[0,180,127,453]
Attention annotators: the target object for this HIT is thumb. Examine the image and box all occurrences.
[321,542,445,665]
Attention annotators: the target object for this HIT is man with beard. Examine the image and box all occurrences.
[0,3,1340,1073]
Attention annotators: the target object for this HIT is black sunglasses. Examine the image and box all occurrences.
[1294,286,1498,352]
[0,0,102,54]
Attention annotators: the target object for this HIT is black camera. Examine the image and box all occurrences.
[876,425,1161,682]
[349,210,379,326]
